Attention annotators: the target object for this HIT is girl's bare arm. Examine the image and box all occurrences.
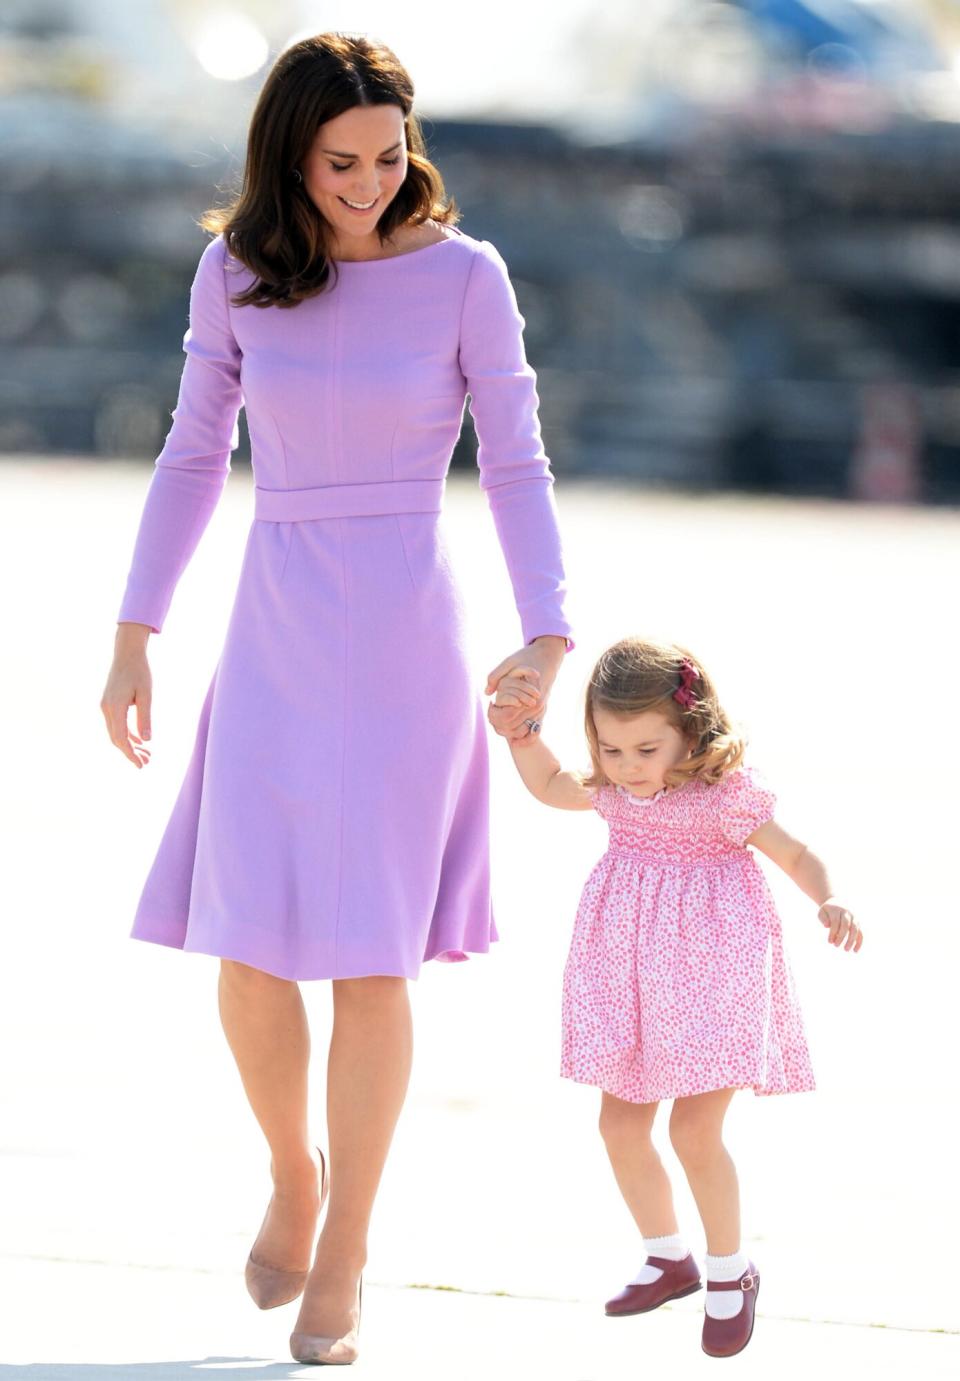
[507,734,595,811]
[747,821,862,951]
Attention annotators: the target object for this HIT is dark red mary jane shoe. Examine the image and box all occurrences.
[701,1261,760,1358]
[605,1252,702,1316]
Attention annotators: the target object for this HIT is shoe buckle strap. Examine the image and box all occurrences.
[708,1271,759,1292]
[644,1253,691,1270]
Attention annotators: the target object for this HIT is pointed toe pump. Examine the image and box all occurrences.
[289,1275,363,1366]
[245,1147,329,1310]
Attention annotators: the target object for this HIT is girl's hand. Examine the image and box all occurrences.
[818,900,862,952]
[493,666,541,710]
[491,667,546,746]
[488,670,546,741]
[488,701,545,744]
[101,625,153,769]
[486,637,566,742]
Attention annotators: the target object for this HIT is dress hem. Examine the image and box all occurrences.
[129,917,496,982]
[560,1068,817,1103]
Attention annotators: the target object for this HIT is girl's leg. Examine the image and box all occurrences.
[218,959,320,1269]
[599,1091,678,1235]
[293,974,413,1341]
[667,1088,739,1254]
[670,1089,758,1336]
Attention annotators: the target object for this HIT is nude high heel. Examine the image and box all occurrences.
[245,1147,328,1310]
[289,1274,363,1366]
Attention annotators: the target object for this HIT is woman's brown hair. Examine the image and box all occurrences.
[582,636,746,791]
[199,32,459,308]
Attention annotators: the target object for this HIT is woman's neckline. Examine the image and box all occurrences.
[330,228,464,266]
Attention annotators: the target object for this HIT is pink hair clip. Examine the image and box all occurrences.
[673,659,699,709]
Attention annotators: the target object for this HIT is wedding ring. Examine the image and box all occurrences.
[524,718,542,735]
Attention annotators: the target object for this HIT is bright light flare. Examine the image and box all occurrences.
[193,9,269,82]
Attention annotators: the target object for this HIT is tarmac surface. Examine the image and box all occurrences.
[1,457,957,1376]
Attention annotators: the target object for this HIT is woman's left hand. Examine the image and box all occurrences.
[486,636,567,742]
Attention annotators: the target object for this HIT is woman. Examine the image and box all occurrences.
[100,32,573,1366]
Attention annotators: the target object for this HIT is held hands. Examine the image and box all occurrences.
[485,637,566,743]
[489,666,543,746]
[817,899,863,952]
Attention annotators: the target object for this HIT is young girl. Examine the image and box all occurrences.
[492,636,862,1359]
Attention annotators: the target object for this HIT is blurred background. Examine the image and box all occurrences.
[3,0,960,498]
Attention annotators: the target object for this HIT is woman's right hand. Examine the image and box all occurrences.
[101,623,153,768]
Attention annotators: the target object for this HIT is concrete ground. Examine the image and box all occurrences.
[1,458,957,1377]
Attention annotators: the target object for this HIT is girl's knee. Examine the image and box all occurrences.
[668,1105,725,1166]
[598,1093,656,1147]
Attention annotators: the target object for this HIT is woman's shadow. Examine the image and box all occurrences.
[0,1362,310,1380]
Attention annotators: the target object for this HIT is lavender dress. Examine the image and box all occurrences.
[117,227,573,981]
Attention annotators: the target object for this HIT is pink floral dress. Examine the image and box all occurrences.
[561,765,816,1103]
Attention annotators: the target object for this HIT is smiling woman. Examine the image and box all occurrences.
[199,33,461,302]
[301,108,411,244]
[103,27,574,1372]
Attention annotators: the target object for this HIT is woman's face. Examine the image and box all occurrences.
[301,103,409,253]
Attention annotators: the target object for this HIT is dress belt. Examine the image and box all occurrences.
[254,477,445,523]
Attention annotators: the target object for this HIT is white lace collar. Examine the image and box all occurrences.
[616,784,668,807]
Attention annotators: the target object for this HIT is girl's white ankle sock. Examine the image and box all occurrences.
[704,1250,750,1319]
[629,1233,690,1285]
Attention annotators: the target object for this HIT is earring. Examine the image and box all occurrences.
[292,168,303,184]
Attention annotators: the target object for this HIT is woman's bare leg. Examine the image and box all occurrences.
[668,1088,739,1254]
[293,975,414,1340]
[218,959,320,1269]
[599,1091,679,1236]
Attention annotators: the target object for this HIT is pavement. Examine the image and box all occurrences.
[1,458,958,1378]
[2,1254,958,1379]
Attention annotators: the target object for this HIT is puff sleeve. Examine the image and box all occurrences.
[458,240,574,649]
[116,234,243,633]
[716,765,777,846]
[590,785,613,819]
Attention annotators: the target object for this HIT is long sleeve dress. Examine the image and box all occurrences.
[117,226,574,981]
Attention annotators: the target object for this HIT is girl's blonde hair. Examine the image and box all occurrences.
[582,636,746,790]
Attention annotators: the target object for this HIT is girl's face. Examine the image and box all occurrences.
[592,707,693,798]
[301,103,409,256]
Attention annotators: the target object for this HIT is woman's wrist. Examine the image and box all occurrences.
[115,621,152,654]
[529,634,569,668]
